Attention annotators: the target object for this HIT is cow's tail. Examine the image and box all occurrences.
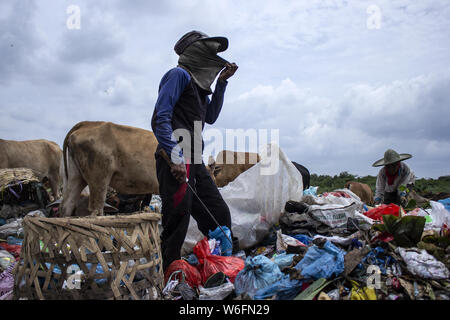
[62,121,89,180]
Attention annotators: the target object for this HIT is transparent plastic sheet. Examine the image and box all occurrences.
[182,144,304,254]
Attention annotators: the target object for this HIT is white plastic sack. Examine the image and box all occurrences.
[397,247,449,280]
[303,188,372,229]
[307,202,373,229]
[302,188,364,209]
[182,144,304,255]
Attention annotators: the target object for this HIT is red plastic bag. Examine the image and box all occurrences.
[0,243,21,261]
[164,259,202,289]
[365,204,400,221]
[193,237,244,284]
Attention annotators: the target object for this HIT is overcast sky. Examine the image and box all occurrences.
[1,0,449,178]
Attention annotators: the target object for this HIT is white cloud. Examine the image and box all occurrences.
[0,0,449,179]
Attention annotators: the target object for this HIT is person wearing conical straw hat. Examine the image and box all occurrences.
[372,149,416,206]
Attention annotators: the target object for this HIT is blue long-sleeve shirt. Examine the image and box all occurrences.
[152,67,227,164]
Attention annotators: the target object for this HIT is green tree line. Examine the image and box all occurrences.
[310,172,450,195]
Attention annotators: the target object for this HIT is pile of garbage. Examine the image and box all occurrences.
[163,189,450,301]
[162,145,449,301]
[0,168,51,300]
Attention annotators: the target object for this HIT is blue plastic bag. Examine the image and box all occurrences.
[356,247,396,275]
[253,274,304,300]
[272,253,295,270]
[291,234,312,245]
[234,255,282,298]
[303,186,318,196]
[7,236,23,245]
[438,198,450,212]
[294,241,345,279]
[208,226,232,256]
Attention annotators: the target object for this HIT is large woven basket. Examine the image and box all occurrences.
[13,212,164,300]
[0,168,41,190]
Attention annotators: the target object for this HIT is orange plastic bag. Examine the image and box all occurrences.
[365,203,400,221]
[193,237,245,284]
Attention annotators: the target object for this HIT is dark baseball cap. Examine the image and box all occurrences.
[174,30,228,55]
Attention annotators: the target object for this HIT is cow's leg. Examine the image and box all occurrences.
[87,176,111,216]
[61,174,87,217]
[49,176,60,201]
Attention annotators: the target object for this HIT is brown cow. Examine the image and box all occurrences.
[344,181,374,205]
[206,150,260,187]
[60,121,159,217]
[0,139,62,199]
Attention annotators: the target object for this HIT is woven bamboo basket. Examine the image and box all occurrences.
[0,168,41,190]
[13,212,164,300]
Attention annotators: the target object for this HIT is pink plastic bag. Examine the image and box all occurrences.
[193,237,244,284]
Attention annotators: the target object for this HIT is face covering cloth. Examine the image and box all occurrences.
[178,40,229,93]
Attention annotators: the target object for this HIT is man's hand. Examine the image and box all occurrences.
[400,195,408,207]
[219,62,238,81]
[170,163,187,184]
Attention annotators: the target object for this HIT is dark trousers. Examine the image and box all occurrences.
[384,191,400,205]
[155,152,232,271]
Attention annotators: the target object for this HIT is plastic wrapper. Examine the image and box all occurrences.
[312,231,362,246]
[199,281,234,300]
[234,255,283,298]
[208,226,232,256]
[276,230,307,252]
[164,259,202,289]
[294,241,346,280]
[0,243,21,260]
[350,280,377,300]
[193,237,245,284]
[0,250,15,271]
[0,262,15,300]
[182,144,304,254]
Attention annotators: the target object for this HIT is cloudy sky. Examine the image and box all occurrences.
[1,0,449,178]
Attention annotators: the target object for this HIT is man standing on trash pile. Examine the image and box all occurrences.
[151,30,239,271]
[372,149,416,206]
